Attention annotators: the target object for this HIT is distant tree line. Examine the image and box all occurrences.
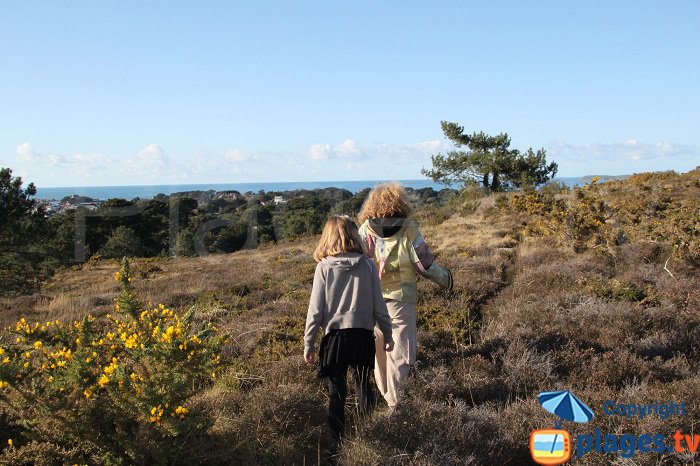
[0,167,455,296]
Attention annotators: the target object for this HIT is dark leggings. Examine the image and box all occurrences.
[326,364,375,443]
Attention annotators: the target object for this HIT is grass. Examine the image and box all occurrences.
[1,168,699,464]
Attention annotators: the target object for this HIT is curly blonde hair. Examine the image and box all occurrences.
[313,215,365,262]
[358,183,412,224]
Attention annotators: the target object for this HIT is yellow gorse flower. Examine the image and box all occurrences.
[173,405,189,419]
[149,405,164,425]
[103,358,118,376]
[15,318,33,334]
[124,334,139,349]
[161,324,182,343]
[49,348,73,363]
[98,374,110,387]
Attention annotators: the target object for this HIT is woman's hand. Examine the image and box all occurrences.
[384,341,394,352]
[304,351,315,364]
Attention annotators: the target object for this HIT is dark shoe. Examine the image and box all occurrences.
[322,439,340,466]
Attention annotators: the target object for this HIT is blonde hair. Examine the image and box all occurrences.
[313,215,365,262]
[358,182,412,224]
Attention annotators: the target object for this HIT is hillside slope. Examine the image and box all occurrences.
[1,169,698,465]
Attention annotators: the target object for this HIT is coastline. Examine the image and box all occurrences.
[34,176,626,201]
[34,179,456,201]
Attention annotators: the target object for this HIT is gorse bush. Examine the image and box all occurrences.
[510,177,611,252]
[608,170,700,264]
[0,258,225,465]
[510,171,700,260]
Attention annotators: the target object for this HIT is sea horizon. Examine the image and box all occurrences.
[34,176,622,201]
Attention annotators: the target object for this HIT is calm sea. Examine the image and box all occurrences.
[35,177,587,201]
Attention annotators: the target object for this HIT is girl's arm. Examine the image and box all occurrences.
[410,227,453,291]
[304,262,326,356]
[369,261,394,346]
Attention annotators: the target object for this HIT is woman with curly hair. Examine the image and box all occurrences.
[358,183,453,410]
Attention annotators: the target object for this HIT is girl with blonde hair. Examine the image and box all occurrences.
[358,183,453,410]
[304,215,394,460]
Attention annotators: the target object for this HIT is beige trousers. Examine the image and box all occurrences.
[374,300,417,407]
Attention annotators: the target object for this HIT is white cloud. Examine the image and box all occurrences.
[309,143,333,160]
[10,138,450,185]
[375,139,445,163]
[123,144,169,177]
[17,142,61,165]
[308,138,445,164]
[336,139,361,156]
[547,140,696,162]
[308,139,364,160]
[16,142,38,161]
[16,143,111,176]
[135,143,168,166]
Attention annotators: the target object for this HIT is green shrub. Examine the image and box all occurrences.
[0,259,225,465]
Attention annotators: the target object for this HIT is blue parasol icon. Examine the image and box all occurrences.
[538,390,594,423]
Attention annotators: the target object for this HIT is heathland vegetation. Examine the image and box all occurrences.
[0,165,699,464]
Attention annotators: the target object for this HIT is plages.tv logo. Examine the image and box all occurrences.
[530,390,594,465]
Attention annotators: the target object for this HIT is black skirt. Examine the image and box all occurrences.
[318,328,375,378]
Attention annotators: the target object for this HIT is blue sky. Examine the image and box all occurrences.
[1,1,698,187]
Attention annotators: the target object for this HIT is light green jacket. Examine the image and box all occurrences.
[359,219,453,303]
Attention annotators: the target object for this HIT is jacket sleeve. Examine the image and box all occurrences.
[304,262,326,353]
[410,226,453,291]
[369,260,394,345]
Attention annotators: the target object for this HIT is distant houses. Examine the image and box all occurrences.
[38,195,103,216]
[213,190,242,201]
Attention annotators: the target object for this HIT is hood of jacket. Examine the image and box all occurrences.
[368,217,409,238]
[324,253,365,270]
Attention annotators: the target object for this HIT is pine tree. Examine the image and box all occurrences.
[422,121,558,191]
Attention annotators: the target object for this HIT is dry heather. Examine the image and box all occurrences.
[1,170,699,465]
